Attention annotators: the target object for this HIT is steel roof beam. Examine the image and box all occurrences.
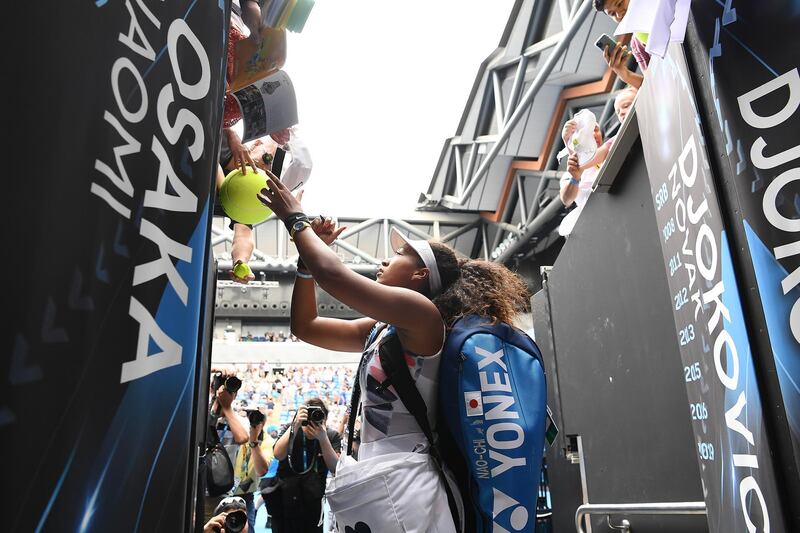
[453,0,594,206]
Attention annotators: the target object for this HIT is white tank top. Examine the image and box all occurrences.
[357,324,443,460]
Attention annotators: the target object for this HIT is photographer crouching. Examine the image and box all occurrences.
[204,370,271,526]
[204,496,250,533]
[265,398,341,533]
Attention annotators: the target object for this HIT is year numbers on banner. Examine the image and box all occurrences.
[663,218,677,242]
[684,362,701,382]
[669,253,682,277]
[698,442,715,461]
[674,287,688,310]
[679,324,696,346]
[655,182,669,210]
[690,402,708,420]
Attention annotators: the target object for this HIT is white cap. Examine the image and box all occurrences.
[390,228,442,296]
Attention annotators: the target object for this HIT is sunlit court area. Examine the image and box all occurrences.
[6,0,800,532]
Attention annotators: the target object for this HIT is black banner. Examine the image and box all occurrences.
[4,1,227,530]
[637,45,785,532]
[688,0,800,513]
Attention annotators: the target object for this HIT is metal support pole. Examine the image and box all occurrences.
[389,218,433,241]
[526,174,552,225]
[211,234,231,247]
[558,0,573,25]
[481,223,490,261]
[334,239,382,265]
[496,221,524,235]
[516,174,528,223]
[570,0,583,19]
[337,218,381,240]
[277,226,285,260]
[495,198,563,263]
[455,0,594,205]
[440,219,482,243]
[463,144,479,188]
[454,145,464,196]
[504,57,529,123]
[251,248,268,261]
[492,70,505,129]
[217,260,378,275]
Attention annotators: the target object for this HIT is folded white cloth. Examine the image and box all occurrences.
[614,0,692,58]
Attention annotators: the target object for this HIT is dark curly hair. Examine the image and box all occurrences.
[593,0,606,11]
[425,242,530,328]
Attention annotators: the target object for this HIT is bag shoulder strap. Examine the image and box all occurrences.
[378,332,464,532]
[207,409,223,449]
[345,323,389,457]
[376,334,434,447]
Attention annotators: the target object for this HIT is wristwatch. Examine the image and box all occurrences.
[248,441,261,448]
[290,220,311,240]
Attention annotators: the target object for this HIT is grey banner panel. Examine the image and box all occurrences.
[533,287,584,532]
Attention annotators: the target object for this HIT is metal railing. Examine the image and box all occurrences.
[575,501,707,533]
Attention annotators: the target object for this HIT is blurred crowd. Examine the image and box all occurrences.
[220,363,356,433]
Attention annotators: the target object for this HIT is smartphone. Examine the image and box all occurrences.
[594,33,618,53]
[272,147,287,177]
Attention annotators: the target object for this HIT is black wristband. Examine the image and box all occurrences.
[283,212,308,233]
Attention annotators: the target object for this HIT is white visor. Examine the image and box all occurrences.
[390,228,442,296]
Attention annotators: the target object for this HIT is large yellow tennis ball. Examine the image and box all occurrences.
[219,167,273,224]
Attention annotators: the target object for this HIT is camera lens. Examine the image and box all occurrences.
[225,510,247,533]
[311,409,325,423]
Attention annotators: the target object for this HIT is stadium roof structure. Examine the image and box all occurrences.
[419,0,631,265]
[213,0,634,276]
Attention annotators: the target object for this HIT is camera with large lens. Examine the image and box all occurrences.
[212,373,242,394]
[302,406,326,426]
[246,409,266,427]
[224,509,247,533]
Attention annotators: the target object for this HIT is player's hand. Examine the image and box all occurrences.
[257,174,304,221]
[311,217,346,246]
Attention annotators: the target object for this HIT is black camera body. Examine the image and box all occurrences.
[212,373,242,394]
[302,406,326,426]
[246,409,266,428]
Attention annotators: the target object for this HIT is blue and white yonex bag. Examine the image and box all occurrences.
[438,315,548,533]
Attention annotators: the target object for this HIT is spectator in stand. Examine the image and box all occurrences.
[593,0,648,89]
[213,2,291,286]
[559,87,638,235]
[614,86,637,124]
